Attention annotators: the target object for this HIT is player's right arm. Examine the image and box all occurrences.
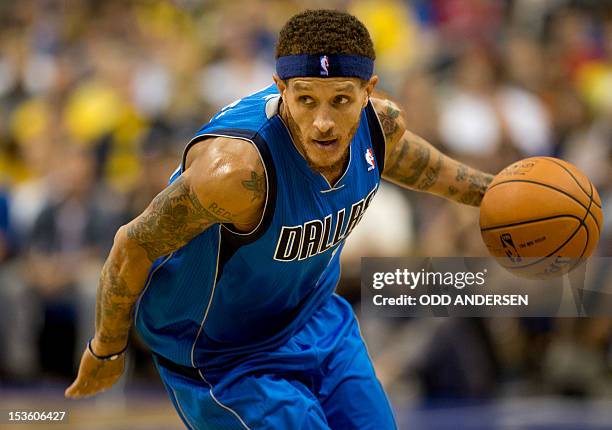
[65,137,266,399]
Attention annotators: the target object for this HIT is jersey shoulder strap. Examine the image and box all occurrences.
[364,100,386,177]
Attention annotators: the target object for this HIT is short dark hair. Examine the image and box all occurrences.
[275,9,375,60]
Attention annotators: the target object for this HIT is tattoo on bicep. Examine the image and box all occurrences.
[378,101,400,139]
[207,202,234,221]
[242,171,265,202]
[127,176,223,261]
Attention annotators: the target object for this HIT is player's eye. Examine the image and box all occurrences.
[333,95,350,105]
[298,96,315,105]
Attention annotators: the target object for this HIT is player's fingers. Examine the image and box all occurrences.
[66,384,96,399]
[65,375,96,398]
[64,382,81,398]
[65,378,88,398]
[65,372,85,397]
[66,374,119,398]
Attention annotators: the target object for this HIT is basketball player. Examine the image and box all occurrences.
[66,10,493,429]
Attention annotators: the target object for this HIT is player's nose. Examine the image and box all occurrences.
[312,110,334,135]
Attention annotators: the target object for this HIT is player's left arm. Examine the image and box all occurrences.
[371,97,494,206]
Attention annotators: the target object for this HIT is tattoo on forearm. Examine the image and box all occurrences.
[378,101,400,139]
[242,171,266,202]
[417,153,443,191]
[456,165,467,182]
[381,123,493,205]
[95,259,139,345]
[103,261,138,299]
[386,136,431,186]
[127,176,223,261]
[95,281,102,330]
[455,170,493,206]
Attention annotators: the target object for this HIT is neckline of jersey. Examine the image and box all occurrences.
[272,97,354,192]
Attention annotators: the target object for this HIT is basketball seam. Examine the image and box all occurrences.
[487,180,600,233]
[543,157,602,209]
[566,182,596,293]
[480,214,583,232]
[579,224,589,260]
[558,224,589,277]
[578,181,594,259]
[580,181,595,259]
[580,181,599,237]
[504,180,594,270]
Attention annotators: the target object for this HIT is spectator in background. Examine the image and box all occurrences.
[198,10,274,107]
[438,43,552,173]
[0,186,14,261]
[351,0,419,90]
[25,147,125,378]
[417,319,501,402]
[562,16,612,191]
[0,186,36,382]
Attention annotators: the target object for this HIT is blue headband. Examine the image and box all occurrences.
[276,54,374,81]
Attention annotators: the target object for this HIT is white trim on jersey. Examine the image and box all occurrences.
[189,226,252,430]
[133,252,174,325]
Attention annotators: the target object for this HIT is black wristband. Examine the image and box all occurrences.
[88,339,128,361]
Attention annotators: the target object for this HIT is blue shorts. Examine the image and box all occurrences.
[154,294,397,429]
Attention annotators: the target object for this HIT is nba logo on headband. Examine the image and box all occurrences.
[276,54,373,80]
[320,55,329,76]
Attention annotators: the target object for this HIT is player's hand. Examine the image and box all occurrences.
[64,341,125,399]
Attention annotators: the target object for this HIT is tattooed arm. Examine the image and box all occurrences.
[65,137,266,398]
[372,97,493,206]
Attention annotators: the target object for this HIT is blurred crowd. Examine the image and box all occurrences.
[0,0,610,416]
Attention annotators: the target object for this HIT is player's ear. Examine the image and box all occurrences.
[365,75,378,97]
[363,75,378,107]
[273,74,287,96]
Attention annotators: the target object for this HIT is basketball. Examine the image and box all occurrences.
[480,157,603,279]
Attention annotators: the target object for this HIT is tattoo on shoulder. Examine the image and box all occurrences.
[242,171,266,202]
[127,176,226,261]
[378,101,401,139]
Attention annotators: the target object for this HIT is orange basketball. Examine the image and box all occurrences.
[480,157,603,279]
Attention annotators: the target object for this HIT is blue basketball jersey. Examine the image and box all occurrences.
[135,84,386,371]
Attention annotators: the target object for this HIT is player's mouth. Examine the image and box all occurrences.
[312,138,339,148]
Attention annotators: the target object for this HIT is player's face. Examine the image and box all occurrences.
[275,76,377,172]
